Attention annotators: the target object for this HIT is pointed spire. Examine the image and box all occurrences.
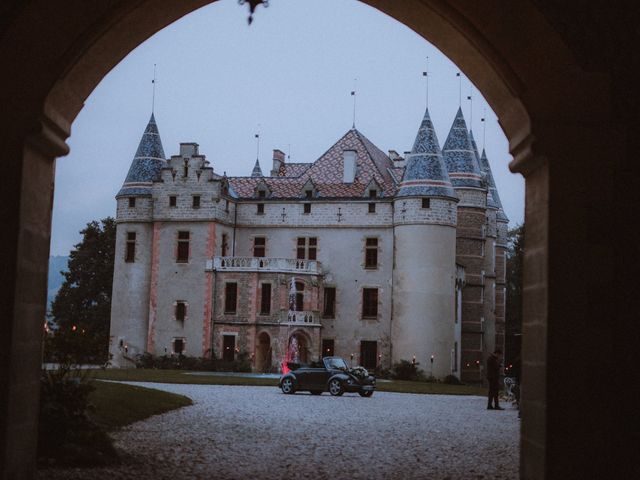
[251,158,263,177]
[442,107,483,189]
[480,148,508,221]
[117,114,167,197]
[397,107,456,199]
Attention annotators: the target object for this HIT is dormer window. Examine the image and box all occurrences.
[305,190,313,199]
[369,189,377,198]
[258,190,266,198]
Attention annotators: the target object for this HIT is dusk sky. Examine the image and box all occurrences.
[50,0,524,256]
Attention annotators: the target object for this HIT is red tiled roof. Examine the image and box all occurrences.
[277,163,312,177]
[228,129,397,199]
[389,166,405,184]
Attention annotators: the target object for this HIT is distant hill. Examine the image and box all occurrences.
[48,255,69,310]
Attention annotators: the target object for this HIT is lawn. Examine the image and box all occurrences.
[90,369,487,396]
[89,381,193,430]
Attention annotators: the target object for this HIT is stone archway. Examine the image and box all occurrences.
[256,331,272,373]
[1,2,637,479]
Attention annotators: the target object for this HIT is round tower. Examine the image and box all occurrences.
[392,107,459,379]
[109,113,166,367]
[442,107,487,383]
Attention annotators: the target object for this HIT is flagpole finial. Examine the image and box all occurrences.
[422,56,429,108]
[255,124,261,160]
[456,72,461,106]
[481,107,487,150]
[152,64,157,113]
[351,78,358,129]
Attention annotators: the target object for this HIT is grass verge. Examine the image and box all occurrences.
[89,381,193,430]
[90,369,486,396]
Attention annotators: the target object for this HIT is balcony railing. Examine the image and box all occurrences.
[286,310,317,324]
[206,256,322,275]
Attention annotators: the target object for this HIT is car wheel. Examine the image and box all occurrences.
[359,390,374,397]
[328,379,344,396]
[310,390,322,395]
[281,378,296,394]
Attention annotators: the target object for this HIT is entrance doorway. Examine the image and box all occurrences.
[256,332,272,372]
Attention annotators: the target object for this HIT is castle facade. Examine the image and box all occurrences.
[109,105,508,382]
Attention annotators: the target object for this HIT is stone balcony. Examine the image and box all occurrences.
[206,256,322,275]
[285,310,318,325]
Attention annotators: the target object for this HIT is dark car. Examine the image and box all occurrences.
[279,356,376,397]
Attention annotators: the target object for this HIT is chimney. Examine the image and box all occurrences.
[180,143,199,157]
[342,150,357,183]
[389,149,405,168]
[271,149,286,177]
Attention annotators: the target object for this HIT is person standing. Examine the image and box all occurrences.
[487,348,503,410]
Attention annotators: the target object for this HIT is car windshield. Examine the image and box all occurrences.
[324,357,348,370]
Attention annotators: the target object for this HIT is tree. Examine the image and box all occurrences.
[505,223,524,379]
[48,218,116,364]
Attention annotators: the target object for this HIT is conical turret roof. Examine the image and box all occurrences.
[397,107,456,199]
[480,149,509,221]
[117,113,167,197]
[442,108,484,189]
[251,158,263,177]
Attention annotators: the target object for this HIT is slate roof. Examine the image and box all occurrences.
[251,158,263,177]
[117,113,167,197]
[480,149,509,221]
[442,108,484,189]
[397,107,456,199]
[228,128,396,199]
[469,130,499,209]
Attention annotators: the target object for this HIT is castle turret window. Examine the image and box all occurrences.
[303,203,311,214]
[224,283,237,314]
[253,237,266,257]
[176,231,190,263]
[362,288,378,318]
[368,202,376,213]
[128,197,136,208]
[125,232,136,263]
[365,238,378,269]
[192,195,200,208]
[169,195,177,207]
[422,198,430,209]
[221,234,228,256]
[323,287,336,318]
[257,203,264,214]
[175,301,187,322]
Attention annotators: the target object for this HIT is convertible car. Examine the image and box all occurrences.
[279,356,376,396]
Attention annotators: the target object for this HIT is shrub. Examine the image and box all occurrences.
[38,365,117,467]
[135,353,251,372]
[443,374,463,385]
[391,360,425,381]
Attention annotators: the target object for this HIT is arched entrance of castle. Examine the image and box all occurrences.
[1,1,628,479]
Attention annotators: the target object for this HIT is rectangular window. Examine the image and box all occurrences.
[360,341,378,369]
[296,237,317,260]
[128,197,136,208]
[221,233,228,256]
[192,195,201,208]
[323,287,336,318]
[169,195,177,207]
[260,283,271,315]
[369,189,377,198]
[225,200,230,213]
[177,231,190,263]
[258,190,266,198]
[303,203,311,214]
[362,288,378,318]
[365,238,378,269]
[224,283,237,314]
[125,232,136,263]
[175,301,186,322]
[422,198,430,209]
[253,237,266,257]
[322,339,335,358]
[368,202,376,213]
[305,190,313,199]
[222,335,235,362]
[173,338,184,355]
[257,203,264,214]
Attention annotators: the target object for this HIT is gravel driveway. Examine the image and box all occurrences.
[39,382,519,480]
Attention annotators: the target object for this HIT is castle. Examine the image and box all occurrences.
[109,104,508,382]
